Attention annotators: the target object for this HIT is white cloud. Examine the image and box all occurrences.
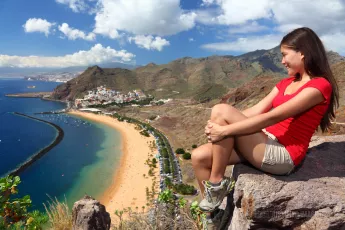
[189,38,195,42]
[198,0,345,54]
[275,24,304,33]
[195,8,220,25]
[201,34,282,52]
[128,35,170,51]
[198,0,273,25]
[58,23,96,41]
[229,22,269,34]
[93,0,197,38]
[201,0,216,6]
[321,32,345,54]
[199,0,345,33]
[0,44,135,68]
[23,18,55,36]
[217,0,273,25]
[271,0,345,35]
[55,0,88,13]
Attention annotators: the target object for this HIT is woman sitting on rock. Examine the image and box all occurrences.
[191,27,339,214]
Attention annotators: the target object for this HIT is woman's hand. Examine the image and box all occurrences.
[205,120,227,143]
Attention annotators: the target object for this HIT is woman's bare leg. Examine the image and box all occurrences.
[192,143,243,196]
[193,104,268,187]
[208,106,238,183]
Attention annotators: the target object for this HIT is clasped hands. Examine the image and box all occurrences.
[205,120,227,143]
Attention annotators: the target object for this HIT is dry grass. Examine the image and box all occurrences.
[112,203,200,230]
[43,196,72,230]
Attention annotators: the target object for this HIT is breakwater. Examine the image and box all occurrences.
[7,112,64,176]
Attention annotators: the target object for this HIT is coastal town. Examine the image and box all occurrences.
[75,85,147,107]
[74,85,171,108]
[24,72,80,83]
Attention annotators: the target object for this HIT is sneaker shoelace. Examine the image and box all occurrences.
[202,181,213,203]
[229,177,235,192]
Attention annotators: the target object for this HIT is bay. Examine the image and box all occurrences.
[0,78,122,210]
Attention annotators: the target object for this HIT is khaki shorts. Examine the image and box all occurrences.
[261,129,295,175]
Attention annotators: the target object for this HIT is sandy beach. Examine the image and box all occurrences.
[68,111,159,222]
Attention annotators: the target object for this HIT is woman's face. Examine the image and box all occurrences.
[281,45,305,76]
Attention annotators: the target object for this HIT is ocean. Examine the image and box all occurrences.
[0,78,123,211]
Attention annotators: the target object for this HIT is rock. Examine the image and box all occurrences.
[72,195,111,230]
[215,135,345,230]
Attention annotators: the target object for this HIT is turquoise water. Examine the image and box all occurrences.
[0,78,123,210]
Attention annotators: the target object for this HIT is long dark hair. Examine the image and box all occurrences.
[280,27,339,132]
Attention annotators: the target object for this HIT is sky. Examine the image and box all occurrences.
[0,0,345,68]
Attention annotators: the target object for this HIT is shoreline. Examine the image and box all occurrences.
[5,92,52,98]
[7,112,64,176]
[68,111,159,221]
[5,92,67,104]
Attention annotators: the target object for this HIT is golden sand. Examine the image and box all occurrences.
[68,111,159,222]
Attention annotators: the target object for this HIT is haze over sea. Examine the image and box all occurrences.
[0,78,123,210]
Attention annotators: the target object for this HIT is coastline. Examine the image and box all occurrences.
[5,92,67,104]
[68,111,159,221]
[5,92,52,98]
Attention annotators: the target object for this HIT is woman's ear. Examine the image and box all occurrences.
[299,52,305,60]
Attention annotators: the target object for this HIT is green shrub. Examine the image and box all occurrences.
[173,183,196,195]
[163,159,171,174]
[158,189,174,203]
[140,130,150,137]
[147,126,154,132]
[164,177,172,188]
[161,148,169,158]
[163,166,171,174]
[175,148,185,155]
[192,144,197,149]
[182,152,191,160]
[149,115,157,120]
[0,175,48,229]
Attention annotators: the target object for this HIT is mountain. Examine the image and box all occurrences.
[52,56,265,101]
[0,62,138,77]
[327,51,345,65]
[51,48,345,102]
[236,46,345,72]
[52,66,139,100]
[331,61,345,122]
[236,46,285,73]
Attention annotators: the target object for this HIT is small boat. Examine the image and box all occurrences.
[27,86,36,89]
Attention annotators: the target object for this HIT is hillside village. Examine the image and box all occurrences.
[74,85,171,108]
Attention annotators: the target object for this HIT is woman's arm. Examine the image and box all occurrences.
[241,87,279,117]
[223,87,325,136]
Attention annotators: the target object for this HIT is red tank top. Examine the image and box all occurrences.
[265,77,332,166]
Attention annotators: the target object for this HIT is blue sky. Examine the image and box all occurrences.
[1,0,345,68]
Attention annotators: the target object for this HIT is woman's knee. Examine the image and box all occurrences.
[211,103,246,125]
[211,103,235,124]
[191,144,212,168]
